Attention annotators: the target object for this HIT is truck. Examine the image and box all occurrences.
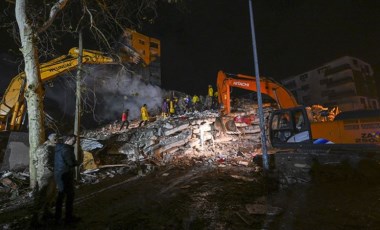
[216,70,380,150]
[0,29,160,131]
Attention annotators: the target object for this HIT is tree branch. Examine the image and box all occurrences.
[37,0,69,34]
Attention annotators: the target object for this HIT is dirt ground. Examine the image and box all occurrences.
[1,160,380,230]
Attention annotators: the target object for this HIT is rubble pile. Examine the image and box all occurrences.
[0,169,31,210]
[80,109,264,181]
[0,106,266,205]
[309,104,340,122]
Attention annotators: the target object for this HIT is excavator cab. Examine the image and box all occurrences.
[269,106,313,148]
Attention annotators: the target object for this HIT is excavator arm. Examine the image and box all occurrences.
[0,48,119,131]
[0,29,161,131]
[217,70,299,115]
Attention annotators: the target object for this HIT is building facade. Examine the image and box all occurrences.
[281,56,379,111]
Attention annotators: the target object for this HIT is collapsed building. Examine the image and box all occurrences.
[0,105,266,205]
[0,94,351,206]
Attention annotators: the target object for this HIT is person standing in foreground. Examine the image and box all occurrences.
[32,133,58,225]
[54,135,80,224]
[119,109,130,130]
[139,104,149,127]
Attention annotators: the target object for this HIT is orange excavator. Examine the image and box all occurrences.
[216,71,380,150]
[217,71,299,115]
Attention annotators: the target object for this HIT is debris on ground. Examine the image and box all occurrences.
[0,107,267,213]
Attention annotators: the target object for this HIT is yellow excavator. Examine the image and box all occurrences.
[0,29,160,131]
[216,71,380,150]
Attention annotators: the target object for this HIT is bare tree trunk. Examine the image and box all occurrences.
[15,0,45,189]
[74,30,83,180]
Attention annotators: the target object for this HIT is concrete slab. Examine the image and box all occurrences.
[0,132,29,171]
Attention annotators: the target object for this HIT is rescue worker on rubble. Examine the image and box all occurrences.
[177,96,187,114]
[204,85,214,110]
[212,91,219,110]
[54,134,81,225]
[184,95,192,113]
[161,98,169,118]
[192,94,200,111]
[169,98,175,116]
[139,104,149,127]
[208,85,214,97]
[32,133,58,225]
[119,109,129,130]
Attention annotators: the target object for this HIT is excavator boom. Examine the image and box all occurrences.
[0,48,118,131]
[0,29,160,131]
[217,70,298,114]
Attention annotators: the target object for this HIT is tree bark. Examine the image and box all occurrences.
[74,30,83,180]
[15,0,45,189]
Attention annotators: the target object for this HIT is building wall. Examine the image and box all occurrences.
[281,56,379,111]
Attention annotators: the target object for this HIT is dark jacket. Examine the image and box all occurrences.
[54,143,78,175]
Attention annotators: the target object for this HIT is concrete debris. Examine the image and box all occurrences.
[1,132,29,171]
[80,139,104,151]
[0,170,30,203]
[77,108,265,179]
[0,106,264,198]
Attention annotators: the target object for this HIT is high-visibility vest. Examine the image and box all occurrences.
[169,100,175,113]
[141,106,149,121]
[208,87,213,97]
[192,95,199,104]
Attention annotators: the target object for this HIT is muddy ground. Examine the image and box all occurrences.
[1,159,380,230]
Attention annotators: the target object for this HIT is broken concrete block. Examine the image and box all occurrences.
[118,143,140,161]
[238,161,249,166]
[139,138,157,149]
[143,144,161,156]
[163,123,174,129]
[164,123,189,136]
[155,138,190,155]
[1,132,29,171]
[81,139,104,151]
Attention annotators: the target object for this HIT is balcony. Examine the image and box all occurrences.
[328,90,356,100]
[326,76,354,88]
[324,64,352,76]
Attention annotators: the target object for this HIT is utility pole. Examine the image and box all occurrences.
[74,30,83,180]
[248,0,269,171]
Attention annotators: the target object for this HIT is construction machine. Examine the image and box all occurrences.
[216,71,380,150]
[0,48,119,131]
[0,30,161,131]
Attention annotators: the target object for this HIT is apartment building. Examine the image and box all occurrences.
[281,56,379,111]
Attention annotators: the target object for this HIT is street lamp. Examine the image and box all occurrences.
[248,0,269,171]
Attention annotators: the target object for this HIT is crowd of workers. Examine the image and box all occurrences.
[118,84,219,130]
[160,85,219,118]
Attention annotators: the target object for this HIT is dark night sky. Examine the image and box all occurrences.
[1,1,380,97]
[147,0,380,96]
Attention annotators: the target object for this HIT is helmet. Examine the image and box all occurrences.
[208,85,212,87]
